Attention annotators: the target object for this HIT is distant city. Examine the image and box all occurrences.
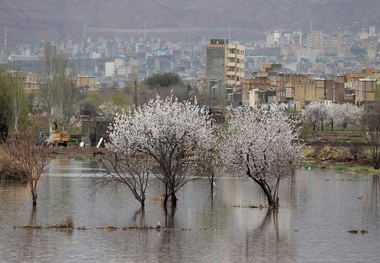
[1,24,379,110]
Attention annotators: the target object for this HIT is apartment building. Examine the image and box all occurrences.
[355,78,378,107]
[76,75,95,89]
[6,71,40,93]
[105,62,116,77]
[307,30,342,56]
[307,31,323,50]
[206,39,245,106]
[241,64,364,111]
[23,73,40,93]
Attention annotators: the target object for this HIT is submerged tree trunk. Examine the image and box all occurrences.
[249,174,279,209]
[32,190,37,206]
[170,192,177,208]
[373,153,380,170]
[31,187,38,206]
[163,194,169,208]
[30,180,39,207]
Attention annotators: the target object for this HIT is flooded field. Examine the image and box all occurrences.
[0,159,379,262]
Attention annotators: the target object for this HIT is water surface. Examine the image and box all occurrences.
[0,159,379,262]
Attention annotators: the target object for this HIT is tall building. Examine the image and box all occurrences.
[105,41,116,58]
[105,62,115,77]
[307,31,323,50]
[206,39,245,106]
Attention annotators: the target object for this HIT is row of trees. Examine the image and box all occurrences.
[100,95,302,210]
[301,100,380,170]
[301,102,362,132]
[0,43,77,136]
[100,97,380,211]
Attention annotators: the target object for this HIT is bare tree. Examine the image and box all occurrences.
[10,73,26,132]
[97,151,150,208]
[58,68,77,132]
[39,43,76,132]
[362,103,380,169]
[197,131,223,196]
[0,69,11,142]
[0,131,51,206]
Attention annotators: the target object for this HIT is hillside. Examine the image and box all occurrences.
[1,0,380,44]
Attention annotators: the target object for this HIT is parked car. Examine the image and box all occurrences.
[35,132,50,146]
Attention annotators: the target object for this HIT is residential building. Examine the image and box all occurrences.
[206,39,245,106]
[307,31,323,50]
[105,41,116,58]
[23,73,40,93]
[105,62,116,77]
[354,78,379,107]
[76,75,95,89]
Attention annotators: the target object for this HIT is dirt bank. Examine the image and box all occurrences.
[49,146,104,158]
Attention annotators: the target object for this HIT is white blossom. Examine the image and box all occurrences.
[327,103,362,130]
[107,94,214,207]
[301,101,328,131]
[221,107,302,208]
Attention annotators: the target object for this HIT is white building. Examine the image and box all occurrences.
[105,62,116,77]
[115,58,125,68]
[249,89,259,108]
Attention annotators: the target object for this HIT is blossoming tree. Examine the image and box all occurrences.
[301,101,328,132]
[222,108,302,208]
[107,95,214,208]
[327,103,362,131]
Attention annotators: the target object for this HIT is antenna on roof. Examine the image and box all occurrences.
[83,24,86,40]
[144,21,147,40]
[228,20,231,41]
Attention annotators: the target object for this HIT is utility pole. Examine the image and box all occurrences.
[83,24,86,41]
[333,76,336,104]
[228,20,231,41]
[144,21,147,40]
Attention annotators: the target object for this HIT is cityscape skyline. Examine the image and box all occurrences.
[1,0,380,45]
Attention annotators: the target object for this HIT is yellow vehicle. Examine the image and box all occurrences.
[45,130,70,147]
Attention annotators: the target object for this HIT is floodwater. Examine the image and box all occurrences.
[0,159,379,263]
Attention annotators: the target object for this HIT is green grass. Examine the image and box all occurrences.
[334,166,347,171]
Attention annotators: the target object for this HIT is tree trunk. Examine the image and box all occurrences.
[170,192,177,208]
[256,179,277,208]
[373,153,380,170]
[163,183,170,208]
[210,171,215,196]
[32,191,38,207]
[249,174,279,209]
[30,181,38,207]
[163,194,169,208]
